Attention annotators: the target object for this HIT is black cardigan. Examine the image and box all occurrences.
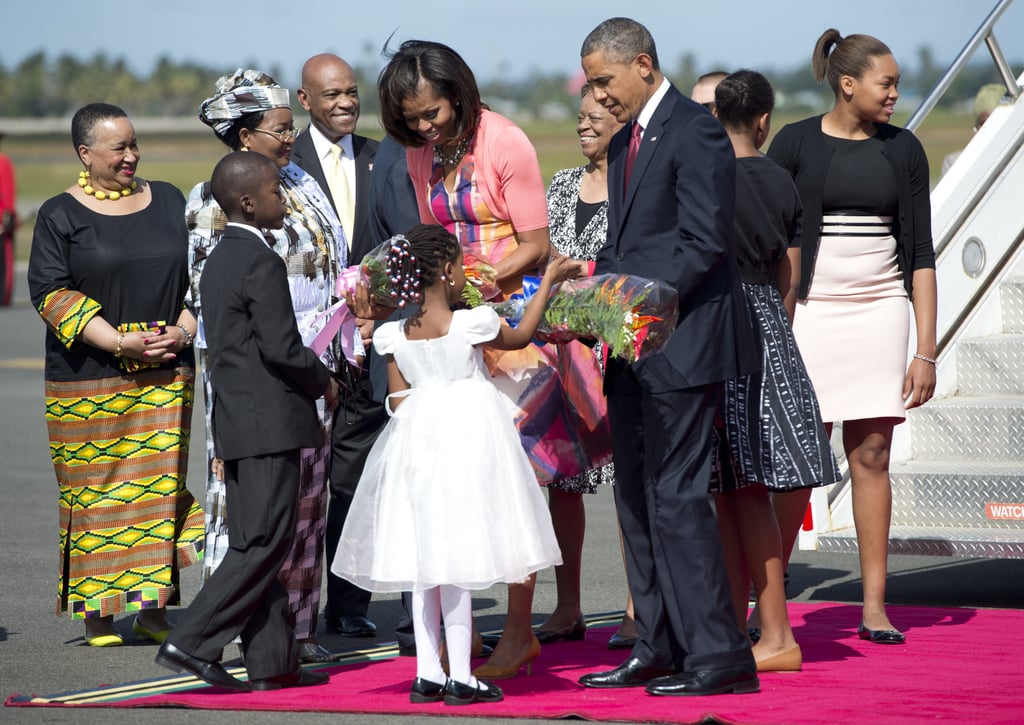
[766,115,935,300]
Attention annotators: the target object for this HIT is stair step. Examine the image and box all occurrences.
[909,397,1024,460]
[889,461,1024,528]
[1002,278,1024,334]
[957,335,1024,395]
[815,526,1024,559]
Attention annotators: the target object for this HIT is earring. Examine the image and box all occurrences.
[448,278,456,287]
[241,145,249,152]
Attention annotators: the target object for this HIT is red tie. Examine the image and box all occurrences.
[624,121,642,194]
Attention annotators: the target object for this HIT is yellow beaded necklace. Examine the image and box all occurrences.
[78,170,137,201]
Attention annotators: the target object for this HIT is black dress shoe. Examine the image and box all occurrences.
[607,633,638,650]
[337,614,377,637]
[645,667,760,696]
[857,623,905,644]
[250,668,330,691]
[578,656,675,689]
[298,641,342,663]
[409,677,447,703]
[444,678,504,705]
[155,642,251,691]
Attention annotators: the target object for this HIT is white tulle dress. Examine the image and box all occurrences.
[331,306,562,592]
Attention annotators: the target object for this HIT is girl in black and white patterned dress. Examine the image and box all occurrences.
[709,70,839,672]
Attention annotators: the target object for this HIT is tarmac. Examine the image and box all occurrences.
[2,262,1021,725]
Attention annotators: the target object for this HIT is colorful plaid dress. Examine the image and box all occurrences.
[427,150,611,485]
[27,182,205,620]
[185,162,346,640]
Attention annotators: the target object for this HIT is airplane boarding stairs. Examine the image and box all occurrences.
[805,9,1024,559]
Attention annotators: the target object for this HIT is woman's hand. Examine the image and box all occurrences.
[211,458,225,482]
[131,327,185,362]
[543,254,579,286]
[903,357,936,410]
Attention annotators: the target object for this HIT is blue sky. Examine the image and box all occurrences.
[5,1,1023,88]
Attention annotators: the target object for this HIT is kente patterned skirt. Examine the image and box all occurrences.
[45,367,204,619]
[793,214,910,423]
[711,282,840,493]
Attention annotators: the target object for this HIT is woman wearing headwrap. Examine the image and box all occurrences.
[188,69,348,663]
[28,102,204,646]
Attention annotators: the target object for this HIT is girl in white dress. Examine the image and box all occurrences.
[332,224,572,706]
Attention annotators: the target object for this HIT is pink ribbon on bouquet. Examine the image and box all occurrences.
[309,299,357,364]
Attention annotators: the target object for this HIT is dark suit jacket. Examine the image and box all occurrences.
[291,128,380,263]
[199,225,331,460]
[596,84,758,392]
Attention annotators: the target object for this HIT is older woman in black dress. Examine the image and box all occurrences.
[28,103,204,647]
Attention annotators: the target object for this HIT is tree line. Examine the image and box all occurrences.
[0,50,1014,119]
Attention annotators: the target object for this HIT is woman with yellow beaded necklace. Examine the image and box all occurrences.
[28,102,204,647]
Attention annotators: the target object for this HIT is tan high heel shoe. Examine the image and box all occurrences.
[471,635,541,680]
[756,644,802,672]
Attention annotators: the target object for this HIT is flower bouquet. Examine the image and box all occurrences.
[481,274,679,363]
[337,241,401,309]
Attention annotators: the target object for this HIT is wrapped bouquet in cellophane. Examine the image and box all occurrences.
[482,274,679,363]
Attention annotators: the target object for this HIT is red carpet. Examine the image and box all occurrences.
[7,603,1021,724]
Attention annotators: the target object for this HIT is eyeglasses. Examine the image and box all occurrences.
[252,127,298,143]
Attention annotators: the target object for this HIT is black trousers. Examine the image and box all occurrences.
[605,361,754,673]
[166,450,300,680]
[324,375,387,620]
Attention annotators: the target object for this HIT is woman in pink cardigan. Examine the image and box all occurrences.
[378,40,611,680]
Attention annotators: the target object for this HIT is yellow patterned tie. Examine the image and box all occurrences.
[328,144,355,249]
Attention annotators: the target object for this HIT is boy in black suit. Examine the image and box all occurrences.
[156,152,338,691]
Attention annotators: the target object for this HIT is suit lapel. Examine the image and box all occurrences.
[622,89,677,213]
[293,131,335,216]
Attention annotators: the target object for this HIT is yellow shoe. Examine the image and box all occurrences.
[132,618,171,644]
[471,635,541,680]
[86,633,124,647]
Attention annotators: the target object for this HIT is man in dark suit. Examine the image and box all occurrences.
[157,152,337,691]
[292,52,383,639]
[577,18,760,696]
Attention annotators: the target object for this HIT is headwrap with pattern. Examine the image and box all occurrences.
[198,68,290,140]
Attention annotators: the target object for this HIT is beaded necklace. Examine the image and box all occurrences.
[78,170,136,201]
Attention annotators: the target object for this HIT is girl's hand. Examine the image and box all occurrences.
[903,357,936,410]
[544,254,578,286]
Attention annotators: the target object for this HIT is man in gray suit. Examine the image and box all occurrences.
[292,53,383,640]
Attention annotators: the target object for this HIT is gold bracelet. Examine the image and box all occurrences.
[114,330,124,357]
[913,353,937,365]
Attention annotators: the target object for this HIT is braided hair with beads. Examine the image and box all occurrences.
[385,224,463,310]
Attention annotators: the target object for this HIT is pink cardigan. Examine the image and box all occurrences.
[406,109,549,233]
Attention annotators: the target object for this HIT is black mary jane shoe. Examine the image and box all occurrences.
[857,623,905,645]
[443,678,504,706]
[410,677,447,703]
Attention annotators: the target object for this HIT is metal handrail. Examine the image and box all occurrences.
[906,0,1020,133]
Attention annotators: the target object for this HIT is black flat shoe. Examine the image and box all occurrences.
[579,656,674,688]
[645,667,760,696]
[535,615,586,644]
[444,678,504,706]
[298,641,342,663]
[155,642,250,692]
[250,668,330,691]
[410,677,447,703]
[337,614,377,637]
[857,623,905,644]
[607,633,638,650]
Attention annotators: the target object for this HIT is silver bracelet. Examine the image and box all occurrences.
[176,325,194,347]
[913,353,937,365]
